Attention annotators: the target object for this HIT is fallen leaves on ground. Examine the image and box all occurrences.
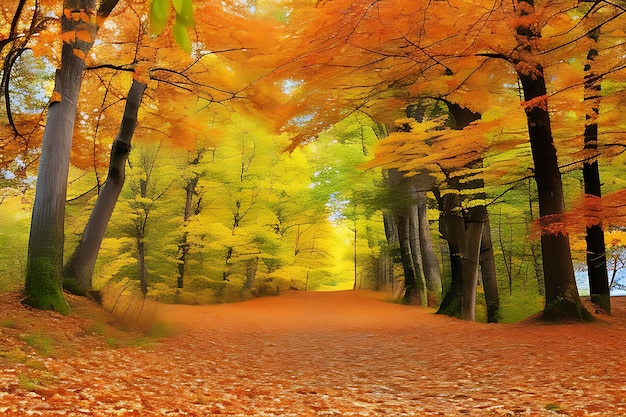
[1,290,626,416]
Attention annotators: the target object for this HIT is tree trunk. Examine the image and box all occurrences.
[437,191,464,317]
[63,80,146,296]
[177,232,190,289]
[137,238,147,296]
[388,168,426,306]
[246,256,258,290]
[462,221,483,321]
[514,0,591,321]
[583,27,610,313]
[416,190,442,306]
[394,209,420,305]
[23,0,118,313]
[23,45,84,314]
[480,219,500,323]
[177,174,199,289]
[448,102,491,321]
[408,198,428,306]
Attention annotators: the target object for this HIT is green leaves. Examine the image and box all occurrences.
[150,0,169,36]
[172,0,194,26]
[173,16,192,54]
[150,0,194,54]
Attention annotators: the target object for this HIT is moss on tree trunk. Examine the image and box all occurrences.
[23,257,70,315]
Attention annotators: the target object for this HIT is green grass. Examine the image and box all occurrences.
[18,374,41,391]
[0,318,16,328]
[21,332,54,357]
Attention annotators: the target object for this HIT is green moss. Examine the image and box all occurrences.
[21,332,54,357]
[545,403,561,412]
[543,297,594,322]
[0,349,27,364]
[436,297,462,318]
[23,257,70,315]
[18,374,41,391]
[62,276,87,296]
[0,318,16,328]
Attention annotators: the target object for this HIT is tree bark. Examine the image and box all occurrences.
[582,27,610,313]
[388,168,427,306]
[408,197,428,306]
[246,256,258,290]
[23,45,84,314]
[24,0,118,313]
[480,219,500,323]
[137,238,147,296]
[417,191,442,305]
[63,80,146,296]
[514,0,591,321]
[394,209,420,305]
[177,170,200,289]
[438,101,490,321]
[437,191,464,317]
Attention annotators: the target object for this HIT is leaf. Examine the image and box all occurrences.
[172,0,194,26]
[50,91,62,103]
[173,17,192,54]
[150,0,170,35]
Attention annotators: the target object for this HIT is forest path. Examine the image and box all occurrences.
[2,290,626,416]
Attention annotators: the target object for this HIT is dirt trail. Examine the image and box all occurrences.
[2,290,626,416]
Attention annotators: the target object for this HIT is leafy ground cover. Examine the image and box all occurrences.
[1,290,626,416]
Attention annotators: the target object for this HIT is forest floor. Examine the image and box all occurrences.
[1,290,626,417]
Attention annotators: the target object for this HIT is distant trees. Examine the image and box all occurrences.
[244,0,626,321]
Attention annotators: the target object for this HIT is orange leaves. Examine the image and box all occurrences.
[60,7,98,62]
[50,91,62,104]
[533,191,626,239]
[62,8,93,24]
[520,95,548,112]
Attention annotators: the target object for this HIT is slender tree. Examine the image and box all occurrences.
[63,79,146,296]
[582,25,610,313]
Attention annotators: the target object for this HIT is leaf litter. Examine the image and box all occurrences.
[1,290,626,416]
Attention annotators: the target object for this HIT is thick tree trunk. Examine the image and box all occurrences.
[462,221,483,321]
[23,0,118,313]
[63,80,146,296]
[442,102,489,321]
[514,0,591,321]
[394,210,420,305]
[583,27,610,313]
[458,178,486,322]
[417,190,442,306]
[23,45,85,314]
[480,219,500,323]
[437,191,464,317]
